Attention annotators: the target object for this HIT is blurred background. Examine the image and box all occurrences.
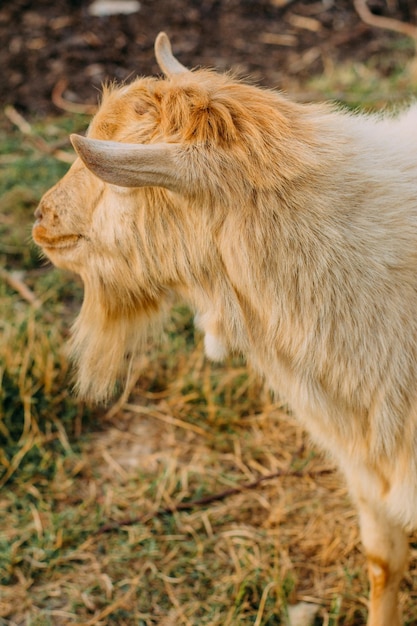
[2,0,417,115]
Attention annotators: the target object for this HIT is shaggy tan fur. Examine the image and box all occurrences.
[33,32,417,625]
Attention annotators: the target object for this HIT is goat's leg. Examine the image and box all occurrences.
[356,499,408,626]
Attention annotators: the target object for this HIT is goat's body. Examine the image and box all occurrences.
[203,107,417,531]
[188,104,417,528]
[32,33,417,624]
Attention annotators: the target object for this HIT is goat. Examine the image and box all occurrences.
[32,32,417,625]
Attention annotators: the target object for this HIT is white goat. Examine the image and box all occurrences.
[33,32,417,625]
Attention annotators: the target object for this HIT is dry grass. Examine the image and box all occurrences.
[0,335,367,626]
[3,60,417,626]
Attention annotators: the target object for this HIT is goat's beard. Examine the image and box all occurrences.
[68,282,167,404]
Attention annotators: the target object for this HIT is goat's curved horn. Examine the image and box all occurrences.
[155,32,189,77]
[71,134,181,191]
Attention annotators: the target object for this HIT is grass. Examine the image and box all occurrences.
[2,53,417,625]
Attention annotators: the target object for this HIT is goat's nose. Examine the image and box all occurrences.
[34,205,43,221]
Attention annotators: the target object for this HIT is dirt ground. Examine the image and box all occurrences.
[1,0,417,116]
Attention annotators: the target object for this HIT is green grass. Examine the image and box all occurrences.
[2,56,417,625]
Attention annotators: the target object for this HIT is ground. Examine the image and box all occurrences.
[1,0,417,115]
[3,2,417,625]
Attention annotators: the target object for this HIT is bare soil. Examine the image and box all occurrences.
[1,0,416,116]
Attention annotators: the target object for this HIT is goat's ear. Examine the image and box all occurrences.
[70,134,182,191]
[154,32,190,77]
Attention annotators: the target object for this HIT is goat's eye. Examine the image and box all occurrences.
[134,103,147,116]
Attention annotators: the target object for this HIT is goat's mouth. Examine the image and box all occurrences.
[43,235,81,250]
[32,225,82,251]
